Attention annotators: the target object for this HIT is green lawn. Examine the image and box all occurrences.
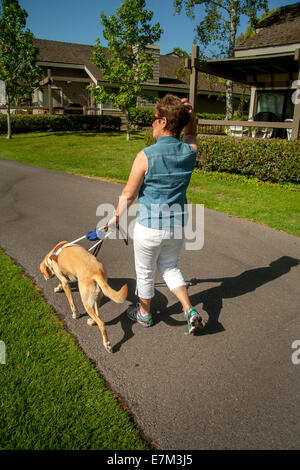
[0,131,299,236]
[0,131,143,182]
[189,170,300,236]
[0,249,148,450]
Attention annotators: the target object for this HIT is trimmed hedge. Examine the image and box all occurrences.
[197,112,225,120]
[0,114,121,134]
[128,110,249,128]
[128,108,154,128]
[196,136,300,183]
[196,113,249,121]
[144,130,300,184]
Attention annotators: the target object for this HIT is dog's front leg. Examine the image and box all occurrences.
[61,281,79,319]
[49,260,79,319]
[54,282,63,293]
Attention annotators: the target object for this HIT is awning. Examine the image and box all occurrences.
[194,52,299,85]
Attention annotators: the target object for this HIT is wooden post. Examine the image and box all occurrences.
[291,54,300,140]
[47,69,53,114]
[189,45,199,112]
[249,87,257,119]
[89,83,96,115]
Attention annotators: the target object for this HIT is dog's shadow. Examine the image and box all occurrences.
[65,278,176,352]
[104,278,171,353]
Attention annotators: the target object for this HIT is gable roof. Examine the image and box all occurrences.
[34,38,101,82]
[34,38,245,95]
[235,2,300,51]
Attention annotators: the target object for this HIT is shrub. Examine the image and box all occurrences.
[0,114,121,134]
[196,112,226,120]
[196,113,248,121]
[144,128,155,147]
[143,132,300,183]
[196,136,300,184]
[197,113,249,135]
[128,108,154,128]
[129,111,249,130]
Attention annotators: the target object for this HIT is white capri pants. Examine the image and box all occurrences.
[133,222,186,299]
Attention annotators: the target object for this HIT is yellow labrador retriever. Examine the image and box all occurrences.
[40,241,128,353]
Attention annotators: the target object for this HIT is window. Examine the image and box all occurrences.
[100,101,119,110]
[42,86,63,107]
[256,90,295,121]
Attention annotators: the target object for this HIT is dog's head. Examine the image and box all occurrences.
[40,257,54,280]
[40,241,68,280]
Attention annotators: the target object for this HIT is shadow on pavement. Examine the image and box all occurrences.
[188,255,299,336]
[107,256,299,351]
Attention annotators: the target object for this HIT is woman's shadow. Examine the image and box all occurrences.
[185,255,299,335]
[105,255,299,351]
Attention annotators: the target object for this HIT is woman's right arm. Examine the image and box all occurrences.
[181,98,197,152]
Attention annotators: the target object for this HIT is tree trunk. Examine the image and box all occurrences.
[125,108,130,141]
[226,79,233,120]
[126,123,130,141]
[226,5,237,120]
[6,94,12,140]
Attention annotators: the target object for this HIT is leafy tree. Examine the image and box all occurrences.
[171,47,191,85]
[89,0,162,140]
[171,46,226,101]
[0,0,42,139]
[174,0,268,119]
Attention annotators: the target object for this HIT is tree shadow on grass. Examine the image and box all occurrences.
[31,130,146,140]
[32,131,123,138]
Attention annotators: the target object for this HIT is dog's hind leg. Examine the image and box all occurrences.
[87,291,103,326]
[80,283,112,353]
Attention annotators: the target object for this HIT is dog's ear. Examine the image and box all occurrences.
[40,260,54,280]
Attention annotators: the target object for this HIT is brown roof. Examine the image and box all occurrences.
[34,38,245,95]
[236,2,300,51]
[159,54,247,95]
[34,38,101,80]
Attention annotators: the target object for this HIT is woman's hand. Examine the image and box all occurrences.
[181,98,193,113]
[107,214,119,231]
[181,98,197,151]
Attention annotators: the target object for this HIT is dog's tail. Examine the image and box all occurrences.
[93,274,128,304]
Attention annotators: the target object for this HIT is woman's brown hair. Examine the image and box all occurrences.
[155,94,190,137]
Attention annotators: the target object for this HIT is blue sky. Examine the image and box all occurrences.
[19,0,295,55]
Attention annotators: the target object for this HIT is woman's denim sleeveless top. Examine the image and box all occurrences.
[137,136,196,229]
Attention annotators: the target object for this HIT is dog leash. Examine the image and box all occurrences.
[53,224,128,260]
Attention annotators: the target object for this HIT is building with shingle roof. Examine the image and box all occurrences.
[190,2,300,139]
[1,38,245,115]
[235,2,300,54]
[34,38,101,82]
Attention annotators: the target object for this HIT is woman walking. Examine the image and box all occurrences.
[109,94,203,334]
